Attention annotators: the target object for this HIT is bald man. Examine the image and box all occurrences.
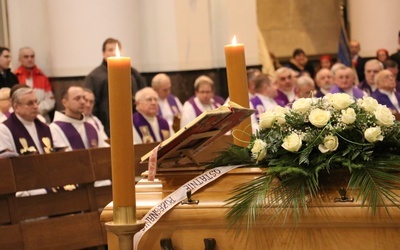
[151,73,183,131]
[14,47,55,122]
[133,87,174,144]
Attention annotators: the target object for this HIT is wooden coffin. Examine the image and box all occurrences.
[100,135,400,250]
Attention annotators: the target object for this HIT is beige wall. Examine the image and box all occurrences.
[7,0,259,77]
[257,0,341,58]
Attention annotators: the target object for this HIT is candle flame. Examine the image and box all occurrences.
[232,35,237,45]
[115,43,120,57]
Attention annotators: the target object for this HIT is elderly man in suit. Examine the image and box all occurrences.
[372,70,399,113]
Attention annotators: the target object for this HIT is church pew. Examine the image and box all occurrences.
[0,158,23,249]
[7,150,106,249]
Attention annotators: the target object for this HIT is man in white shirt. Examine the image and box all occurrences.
[83,88,109,141]
[133,87,174,144]
[0,86,54,195]
[274,67,297,107]
[50,86,109,151]
[315,69,334,97]
[180,75,221,128]
[0,86,54,155]
[372,70,399,113]
[151,73,183,132]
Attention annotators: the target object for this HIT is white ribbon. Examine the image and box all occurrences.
[133,164,243,250]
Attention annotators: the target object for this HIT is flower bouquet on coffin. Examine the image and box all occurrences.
[209,93,400,228]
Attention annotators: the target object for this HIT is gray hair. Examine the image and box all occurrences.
[194,75,214,91]
[296,75,315,88]
[331,63,347,76]
[151,73,170,89]
[315,68,333,83]
[364,59,384,71]
[12,87,33,106]
[135,87,158,102]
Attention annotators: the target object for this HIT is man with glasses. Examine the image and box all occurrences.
[180,75,221,128]
[274,67,297,107]
[0,85,54,155]
[14,47,55,123]
[133,87,173,144]
[0,46,19,89]
[50,85,108,151]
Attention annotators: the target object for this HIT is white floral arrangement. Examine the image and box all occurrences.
[211,93,400,227]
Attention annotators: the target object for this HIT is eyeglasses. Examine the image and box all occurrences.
[197,91,213,94]
[18,100,38,106]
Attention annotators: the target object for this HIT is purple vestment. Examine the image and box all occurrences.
[3,113,53,154]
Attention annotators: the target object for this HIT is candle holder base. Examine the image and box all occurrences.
[105,221,145,250]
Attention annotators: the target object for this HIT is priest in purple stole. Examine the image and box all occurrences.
[0,86,54,155]
[372,70,400,113]
[133,87,174,144]
[151,73,183,131]
[180,75,221,128]
[50,86,109,151]
[330,66,365,99]
[0,86,54,196]
[274,67,297,107]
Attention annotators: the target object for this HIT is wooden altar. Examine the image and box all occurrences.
[100,135,400,250]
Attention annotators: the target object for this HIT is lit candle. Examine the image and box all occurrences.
[107,44,136,223]
[224,35,252,147]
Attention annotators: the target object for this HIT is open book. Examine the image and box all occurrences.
[140,101,255,167]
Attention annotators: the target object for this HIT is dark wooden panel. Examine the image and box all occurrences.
[16,189,91,220]
[0,198,10,225]
[94,186,112,209]
[89,147,112,180]
[11,150,94,191]
[20,212,105,250]
[0,158,16,195]
[0,224,23,249]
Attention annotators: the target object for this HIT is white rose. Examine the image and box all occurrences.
[282,133,302,152]
[374,105,395,127]
[259,111,276,129]
[274,106,289,125]
[318,135,339,153]
[360,97,379,112]
[364,127,384,143]
[292,98,312,114]
[329,93,355,110]
[251,139,267,161]
[341,108,356,124]
[308,108,331,128]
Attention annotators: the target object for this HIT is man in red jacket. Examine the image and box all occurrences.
[14,47,55,123]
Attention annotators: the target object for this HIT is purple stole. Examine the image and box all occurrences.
[274,90,290,107]
[330,85,364,99]
[358,81,373,96]
[158,94,181,117]
[54,121,98,149]
[3,113,53,154]
[250,96,265,121]
[371,90,400,113]
[188,96,219,116]
[133,112,170,142]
